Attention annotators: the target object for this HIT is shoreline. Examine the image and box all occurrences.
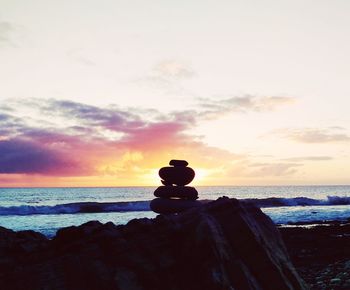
[0,218,349,288]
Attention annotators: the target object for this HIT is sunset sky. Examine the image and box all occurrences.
[1,0,350,186]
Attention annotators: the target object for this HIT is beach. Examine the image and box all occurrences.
[281,222,350,289]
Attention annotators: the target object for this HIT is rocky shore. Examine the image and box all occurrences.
[280,222,350,290]
[0,197,307,290]
[0,198,348,289]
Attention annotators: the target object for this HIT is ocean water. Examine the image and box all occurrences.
[0,186,349,237]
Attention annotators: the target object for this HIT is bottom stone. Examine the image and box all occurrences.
[150,197,202,214]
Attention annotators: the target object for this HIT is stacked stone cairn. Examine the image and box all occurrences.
[150,160,201,214]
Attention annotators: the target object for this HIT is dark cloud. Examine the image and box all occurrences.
[0,113,12,122]
[0,139,78,175]
[43,99,146,133]
[0,113,28,137]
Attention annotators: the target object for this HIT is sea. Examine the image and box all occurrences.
[0,186,350,238]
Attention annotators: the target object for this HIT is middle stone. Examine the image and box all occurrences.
[154,186,198,200]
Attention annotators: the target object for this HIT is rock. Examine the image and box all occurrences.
[161,179,173,186]
[159,166,195,186]
[0,227,48,275]
[0,198,307,290]
[330,277,341,285]
[169,159,188,167]
[280,223,350,288]
[153,160,197,214]
[150,197,201,214]
[154,186,198,200]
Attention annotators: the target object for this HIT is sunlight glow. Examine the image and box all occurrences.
[193,168,210,185]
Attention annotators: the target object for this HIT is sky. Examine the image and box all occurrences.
[0,0,350,186]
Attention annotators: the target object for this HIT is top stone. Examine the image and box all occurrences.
[169,160,188,167]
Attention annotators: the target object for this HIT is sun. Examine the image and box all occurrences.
[193,168,210,185]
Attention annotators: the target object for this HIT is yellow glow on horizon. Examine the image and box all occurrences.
[193,168,210,185]
[139,168,160,186]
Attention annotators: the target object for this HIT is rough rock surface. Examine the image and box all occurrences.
[281,223,350,290]
[0,197,307,290]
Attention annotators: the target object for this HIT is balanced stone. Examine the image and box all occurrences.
[154,186,198,200]
[161,179,173,186]
[150,197,201,214]
[169,159,188,167]
[159,166,195,186]
[152,159,199,214]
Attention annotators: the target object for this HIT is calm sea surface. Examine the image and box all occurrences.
[0,186,349,237]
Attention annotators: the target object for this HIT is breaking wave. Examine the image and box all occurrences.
[0,201,151,216]
[0,196,349,216]
[242,196,350,207]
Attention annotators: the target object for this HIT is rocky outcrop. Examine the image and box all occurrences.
[0,197,307,290]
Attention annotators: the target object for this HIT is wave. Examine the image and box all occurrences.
[0,196,349,216]
[0,201,151,216]
[242,196,350,207]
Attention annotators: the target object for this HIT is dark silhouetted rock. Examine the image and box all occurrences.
[150,197,201,214]
[153,160,197,214]
[0,227,48,275]
[169,159,188,167]
[0,198,307,290]
[159,166,195,186]
[154,186,198,200]
[161,179,173,186]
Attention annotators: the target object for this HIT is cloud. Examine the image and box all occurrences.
[66,49,97,66]
[0,138,80,175]
[272,127,350,143]
[283,156,333,162]
[0,98,240,178]
[136,60,197,96]
[151,60,196,81]
[246,162,302,177]
[0,21,15,46]
[42,99,145,133]
[196,95,295,119]
[0,96,300,182]
[0,113,28,138]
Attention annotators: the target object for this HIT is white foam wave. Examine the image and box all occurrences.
[242,196,350,207]
[0,196,349,216]
[0,201,151,216]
